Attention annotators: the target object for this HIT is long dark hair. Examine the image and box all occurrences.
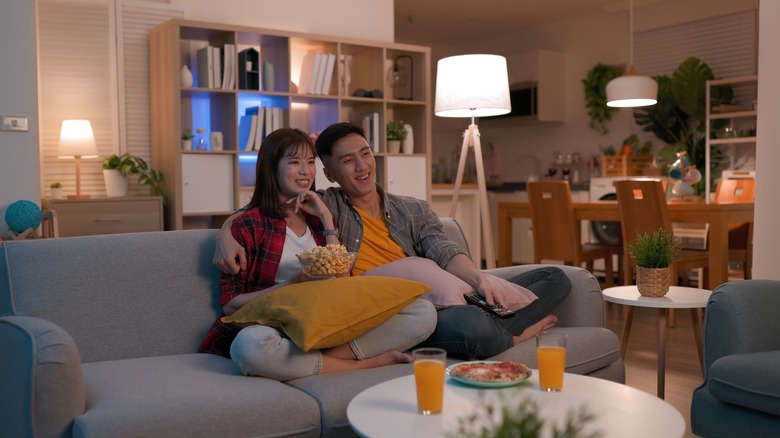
[247,127,316,218]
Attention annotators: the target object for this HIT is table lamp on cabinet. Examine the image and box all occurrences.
[434,54,511,269]
[58,119,98,199]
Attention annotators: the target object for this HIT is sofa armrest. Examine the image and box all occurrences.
[0,316,85,437]
[703,280,780,371]
[483,264,605,328]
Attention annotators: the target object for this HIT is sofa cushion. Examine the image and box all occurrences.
[487,327,621,376]
[74,354,320,438]
[221,276,430,351]
[709,350,780,416]
[364,256,538,311]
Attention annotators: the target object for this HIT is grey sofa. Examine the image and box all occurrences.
[691,280,780,437]
[0,218,623,437]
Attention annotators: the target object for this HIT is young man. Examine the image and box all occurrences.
[214,122,571,359]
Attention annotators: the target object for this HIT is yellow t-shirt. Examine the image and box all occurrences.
[351,207,406,275]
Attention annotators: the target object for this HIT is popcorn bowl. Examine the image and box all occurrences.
[296,248,357,278]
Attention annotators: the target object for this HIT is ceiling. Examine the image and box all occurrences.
[394,0,663,45]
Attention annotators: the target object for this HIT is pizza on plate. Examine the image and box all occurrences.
[449,361,531,383]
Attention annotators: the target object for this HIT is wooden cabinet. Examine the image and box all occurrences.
[149,19,431,230]
[705,75,758,200]
[431,185,481,266]
[42,197,164,237]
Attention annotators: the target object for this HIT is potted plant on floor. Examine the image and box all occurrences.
[102,153,167,204]
[386,120,407,154]
[628,229,681,297]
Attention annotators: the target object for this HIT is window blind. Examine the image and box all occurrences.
[37,0,183,197]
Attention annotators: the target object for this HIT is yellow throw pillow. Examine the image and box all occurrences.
[221,276,431,352]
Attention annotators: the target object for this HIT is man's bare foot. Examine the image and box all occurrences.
[512,315,558,345]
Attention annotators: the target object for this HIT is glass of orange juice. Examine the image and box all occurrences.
[412,347,446,415]
[536,331,567,391]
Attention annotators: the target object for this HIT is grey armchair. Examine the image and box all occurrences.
[690,280,780,437]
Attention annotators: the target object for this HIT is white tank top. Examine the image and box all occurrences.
[275,225,317,283]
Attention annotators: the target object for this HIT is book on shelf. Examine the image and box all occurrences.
[220,43,235,90]
[357,112,380,152]
[310,53,325,94]
[320,53,336,95]
[254,107,265,151]
[211,46,222,90]
[297,52,317,95]
[340,54,353,94]
[196,46,213,88]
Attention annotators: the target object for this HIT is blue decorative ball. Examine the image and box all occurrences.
[5,200,43,234]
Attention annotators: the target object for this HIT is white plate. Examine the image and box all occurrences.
[446,360,532,388]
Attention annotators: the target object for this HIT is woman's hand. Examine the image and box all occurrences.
[287,190,333,225]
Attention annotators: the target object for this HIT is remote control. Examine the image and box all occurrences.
[463,293,515,318]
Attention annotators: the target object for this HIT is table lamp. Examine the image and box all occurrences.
[435,54,511,269]
[58,119,98,199]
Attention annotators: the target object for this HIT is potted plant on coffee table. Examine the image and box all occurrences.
[628,229,681,297]
[102,153,167,204]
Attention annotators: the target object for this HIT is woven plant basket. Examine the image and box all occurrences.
[636,266,671,297]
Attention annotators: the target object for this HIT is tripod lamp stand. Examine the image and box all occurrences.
[434,54,511,269]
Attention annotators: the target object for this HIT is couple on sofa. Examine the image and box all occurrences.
[201,122,571,381]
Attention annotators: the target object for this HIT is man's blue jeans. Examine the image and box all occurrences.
[415,266,572,359]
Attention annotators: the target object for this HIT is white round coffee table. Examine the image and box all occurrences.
[347,372,684,438]
[602,285,711,399]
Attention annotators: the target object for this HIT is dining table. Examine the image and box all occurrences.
[497,200,754,289]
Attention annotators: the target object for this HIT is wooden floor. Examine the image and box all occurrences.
[605,302,704,438]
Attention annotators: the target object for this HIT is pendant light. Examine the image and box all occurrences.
[606,0,657,107]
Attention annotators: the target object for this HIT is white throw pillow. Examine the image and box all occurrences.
[363,257,538,311]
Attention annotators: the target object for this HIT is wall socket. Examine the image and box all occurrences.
[1,115,29,132]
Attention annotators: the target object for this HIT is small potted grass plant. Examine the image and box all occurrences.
[628,229,681,297]
[386,120,407,154]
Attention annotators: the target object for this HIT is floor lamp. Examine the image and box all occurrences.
[58,119,98,199]
[435,54,511,269]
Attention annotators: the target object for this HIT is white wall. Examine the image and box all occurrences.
[171,0,393,43]
[0,0,40,238]
[752,0,779,280]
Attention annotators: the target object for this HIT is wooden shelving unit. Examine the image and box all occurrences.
[150,19,431,230]
[705,75,758,201]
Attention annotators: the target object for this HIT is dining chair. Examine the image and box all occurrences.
[614,179,709,289]
[527,181,622,287]
[714,178,755,279]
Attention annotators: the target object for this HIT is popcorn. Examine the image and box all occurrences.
[297,244,356,277]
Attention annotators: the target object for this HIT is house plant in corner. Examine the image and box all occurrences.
[102,153,167,204]
[386,120,407,154]
[50,182,64,199]
[628,229,681,297]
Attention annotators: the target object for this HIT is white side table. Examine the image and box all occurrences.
[602,285,712,399]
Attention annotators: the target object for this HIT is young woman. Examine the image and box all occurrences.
[198,127,435,380]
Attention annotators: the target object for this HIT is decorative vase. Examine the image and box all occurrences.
[103,169,128,197]
[182,139,192,151]
[636,266,671,297]
[387,140,401,154]
[181,65,193,88]
[51,187,64,199]
[402,123,414,153]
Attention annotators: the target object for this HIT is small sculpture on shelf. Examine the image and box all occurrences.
[667,150,701,198]
[196,127,206,150]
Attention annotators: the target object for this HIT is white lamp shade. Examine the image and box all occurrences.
[435,54,511,118]
[606,69,658,108]
[58,119,98,158]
